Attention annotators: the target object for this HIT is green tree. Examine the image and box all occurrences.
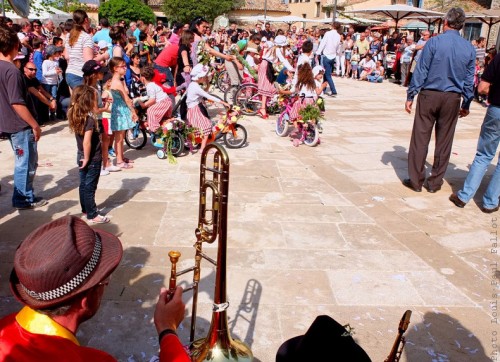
[162,0,233,24]
[99,0,156,25]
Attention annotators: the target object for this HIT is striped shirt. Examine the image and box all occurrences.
[65,32,94,77]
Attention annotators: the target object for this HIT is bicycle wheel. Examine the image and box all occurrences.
[224,124,247,148]
[276,111,290,137]
[224,85,239,103]
[302,122,320,147]
[170,134,185,156]
[125,125,147,149]
[234,84,261,116]
[217,70,230,92]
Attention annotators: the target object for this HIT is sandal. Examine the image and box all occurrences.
[257,109,269,119]
[123,157,135,163]
[117,162,133,169]
[89,214,110,224]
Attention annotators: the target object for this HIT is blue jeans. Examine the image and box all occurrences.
[154,64,174,86]
[457,105,500,209]
[322,56,337,94]
[79,157,102,219]
[42,84,58,99]
[9,128,38,207]
[66,73,83,89]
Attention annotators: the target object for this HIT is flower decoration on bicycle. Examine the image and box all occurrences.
[153,119,196,163]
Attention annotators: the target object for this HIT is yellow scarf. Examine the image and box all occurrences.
[15,306,80,345]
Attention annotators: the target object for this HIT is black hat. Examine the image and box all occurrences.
[82,60,106,76]
[276,315,372,362]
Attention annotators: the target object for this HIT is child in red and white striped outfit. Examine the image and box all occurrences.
[138,66,173,132]
[186,64,230,152]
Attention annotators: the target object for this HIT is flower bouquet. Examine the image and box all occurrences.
[195,40,211,66]
[154,119,196,163]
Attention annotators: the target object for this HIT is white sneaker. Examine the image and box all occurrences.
[105,165,122,172]
[100,168,110,176]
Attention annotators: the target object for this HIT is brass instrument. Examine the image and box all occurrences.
[168,251,181,299]
[168,143,253,362]
[385,310,412,362]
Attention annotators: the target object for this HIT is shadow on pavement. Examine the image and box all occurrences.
[405,311,491,362]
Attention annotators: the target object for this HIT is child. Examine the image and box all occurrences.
[243,47,259,82]
[350,47,360,79]
[289,63,319,122]
[138,65,173,132]
[82,60,120,175]
[100,72,117,173]
[41,45,63,120]
[186,64,230,152]
[109,57,138,169]
[95,40,111,65]
[312,65,328,94]
[125,37,137,57]
[67,85,109,224]
[138,32,150,67]
[32,38,44,82]
[367,60,385,83]
[257,35,294,119]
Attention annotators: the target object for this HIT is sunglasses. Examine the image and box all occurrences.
[27,67,37,71]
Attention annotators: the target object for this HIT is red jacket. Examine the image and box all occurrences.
[0,308,190,362]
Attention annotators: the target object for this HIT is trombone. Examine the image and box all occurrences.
[168,143,253,362]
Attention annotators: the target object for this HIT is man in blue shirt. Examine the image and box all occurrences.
[92,18,112,58]
[403,7,475,193]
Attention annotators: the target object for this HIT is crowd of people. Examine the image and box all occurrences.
[0,5,498,361]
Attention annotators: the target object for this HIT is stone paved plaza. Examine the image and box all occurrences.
[0,77,498,362]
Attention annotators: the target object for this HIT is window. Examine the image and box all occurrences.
[462,22,482,42]
[326,10,330,18]
[315,2,320,17]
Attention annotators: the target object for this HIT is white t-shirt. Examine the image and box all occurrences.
[65,32,94,77]
[359,58,375,71]
[42,59,60,85]
[296,84,316,99]
[146,82,167,103]
[243,54,256,77]
[186,82,220,109]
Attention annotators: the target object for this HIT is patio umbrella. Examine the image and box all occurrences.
[400,20,434,30]
[343,5,444,30]
[274,15,316,24]
[316,17,354,24]
[405,15,442,31]
[466,10,500,45]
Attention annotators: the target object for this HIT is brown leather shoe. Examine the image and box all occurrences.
[402,178,421,192]
[449,193,466,208]
[480,205,499,214]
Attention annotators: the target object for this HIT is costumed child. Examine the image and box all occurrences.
[257,35,295,119]
[138,65,173,132]
[186,64,230,152]
[68,85,109,224]
[289,63,324,141]
[243,46,260,82]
